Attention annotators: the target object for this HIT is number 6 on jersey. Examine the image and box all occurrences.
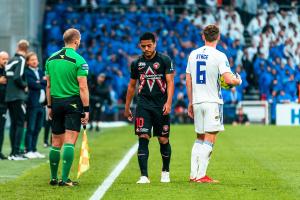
[196,61,206,84]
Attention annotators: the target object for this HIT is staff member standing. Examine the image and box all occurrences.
[24,52,47,159]
[46,28,89,186]
[0,51,9,160]
[5,40,29,161]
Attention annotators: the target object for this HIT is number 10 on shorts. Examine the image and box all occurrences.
[136,117,144,128]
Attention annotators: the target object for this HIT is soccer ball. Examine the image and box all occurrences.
[220,74,234,89]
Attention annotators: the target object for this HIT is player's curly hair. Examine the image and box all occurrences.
[203,25,220,42]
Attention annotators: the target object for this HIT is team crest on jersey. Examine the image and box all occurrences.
[153,62,160,69]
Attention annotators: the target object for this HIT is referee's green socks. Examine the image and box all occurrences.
[62,143,75,182]
[49,146,61,180]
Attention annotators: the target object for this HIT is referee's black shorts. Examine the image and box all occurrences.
[51,96,83,134]
[134,105,170,138]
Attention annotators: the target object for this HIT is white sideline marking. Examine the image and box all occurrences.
[89,143,138,200]
[0,175,18,178]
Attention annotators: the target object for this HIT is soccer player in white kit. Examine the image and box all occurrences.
[186,25,242,183]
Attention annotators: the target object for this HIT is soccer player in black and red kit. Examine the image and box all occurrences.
[124,32,175,183]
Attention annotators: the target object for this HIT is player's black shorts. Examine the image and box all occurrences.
[134,105,170,138]
[51,96,83,135]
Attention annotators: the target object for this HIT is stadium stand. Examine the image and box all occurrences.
[43,0,300,123]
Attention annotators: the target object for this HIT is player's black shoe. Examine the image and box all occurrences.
[49,179,58,186]
[58,179,79,187]
[0,153,7,160]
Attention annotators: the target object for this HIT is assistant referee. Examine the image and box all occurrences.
[45,28,89,186]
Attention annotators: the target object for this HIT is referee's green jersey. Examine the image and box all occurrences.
[45,47,88,98]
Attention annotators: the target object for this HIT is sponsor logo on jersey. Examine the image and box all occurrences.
[138,62,146,67]
[143,67,167,93]
[60,55,65,59]
[70,104,77,109]
[153,62,160,69]
[146,68,156,92]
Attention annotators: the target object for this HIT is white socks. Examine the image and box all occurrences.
[190,140,202,179]
[190,140,213,179]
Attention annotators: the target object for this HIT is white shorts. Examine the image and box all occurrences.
[193,102,224,134]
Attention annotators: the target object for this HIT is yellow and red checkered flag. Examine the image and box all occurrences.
[77,127,90,179]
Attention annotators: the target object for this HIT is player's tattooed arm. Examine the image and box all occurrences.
[163,73,174,115]
[124,78,137,121]
[186,73,194,119]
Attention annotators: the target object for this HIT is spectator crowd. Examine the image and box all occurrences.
[43,0,300,124]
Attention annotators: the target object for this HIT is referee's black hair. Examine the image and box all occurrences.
[139,32,156,43]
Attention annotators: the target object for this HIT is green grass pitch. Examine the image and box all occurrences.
[0,125,300,200]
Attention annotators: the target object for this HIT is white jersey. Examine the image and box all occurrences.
[186,46,231,104]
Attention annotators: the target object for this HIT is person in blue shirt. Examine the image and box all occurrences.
[260,66,273,98]
[222,89,231,104]
[46,40,60,57]
[277,90,292,103]
[86,53,97,76]
[47,20,62,41]
[284,74,297,99]
[228,87,242,105]
[235,64,248,96]
[253,53,266,75]
[271,79,283,93]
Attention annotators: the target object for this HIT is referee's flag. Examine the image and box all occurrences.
[77,127,90,178]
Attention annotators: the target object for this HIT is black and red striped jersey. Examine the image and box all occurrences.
[130,52,174,108]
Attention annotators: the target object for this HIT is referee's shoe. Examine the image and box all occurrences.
[58,179,79,187]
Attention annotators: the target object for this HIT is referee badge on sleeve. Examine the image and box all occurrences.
[81,64,89,70]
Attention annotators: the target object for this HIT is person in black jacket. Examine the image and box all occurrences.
[5,40,29,160]
[24,52,46,159]
[0,51,9,160]
[89,73,111,132]
[232,107,250,126]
